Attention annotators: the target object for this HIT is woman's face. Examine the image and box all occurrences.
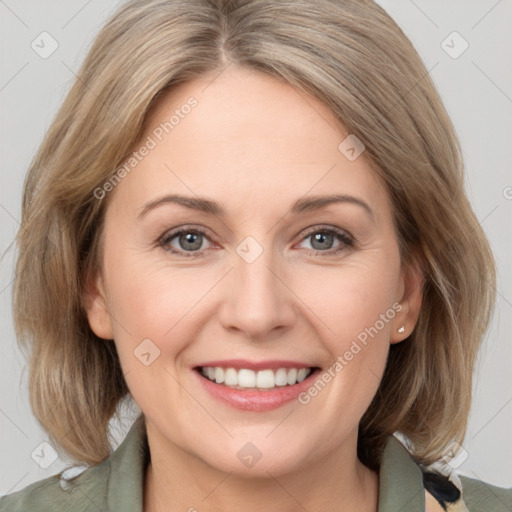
[86,67,421,476]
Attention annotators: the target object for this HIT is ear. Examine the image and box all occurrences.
[82,271,114,340]
[390,253,425,344]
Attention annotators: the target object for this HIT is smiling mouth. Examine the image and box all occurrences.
[195,366,320,391]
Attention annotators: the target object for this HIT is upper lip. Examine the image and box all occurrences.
[194,359,318,371]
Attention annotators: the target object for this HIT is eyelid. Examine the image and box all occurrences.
[298,224,354,241]
[295,224,355,253]
[158,223,355,257]
[157,225,217,256]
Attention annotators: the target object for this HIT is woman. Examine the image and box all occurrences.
[2,0,510,510]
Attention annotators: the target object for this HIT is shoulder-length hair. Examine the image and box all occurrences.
[13,0,495,469]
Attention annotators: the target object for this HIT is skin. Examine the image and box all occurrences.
[85,66,423,512]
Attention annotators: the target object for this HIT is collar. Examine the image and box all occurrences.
[66,414,427,511]
[377,434,426,511]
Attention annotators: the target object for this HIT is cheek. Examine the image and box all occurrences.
[297,257,400,341]
[103,247,220,361]
[295,258,400,395]
[103,256,217,411]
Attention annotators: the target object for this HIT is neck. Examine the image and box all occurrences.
[143,424,379,512]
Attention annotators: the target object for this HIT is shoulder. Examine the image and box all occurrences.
[421,467,512,512]
[0,414,147,512]
[0,463,110,512]
[1,474,62,512]
[380,435,511,512]
[459,474,512,511]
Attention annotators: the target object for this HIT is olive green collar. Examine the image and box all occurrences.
[377,433,425,511]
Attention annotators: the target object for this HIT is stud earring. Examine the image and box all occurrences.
[397,325,405,334]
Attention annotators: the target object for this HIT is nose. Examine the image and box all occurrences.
[217,243,297,342]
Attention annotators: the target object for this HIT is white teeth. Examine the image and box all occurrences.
[199,366,313,389]
[297,368,308,382]
[275,368,288,386]
[256,369,275,388]
[214,367,225,384]
[287,368,298,385]
[238,369,256,388]
[224,367,238,386]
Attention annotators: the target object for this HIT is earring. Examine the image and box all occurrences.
[397,325,405,334]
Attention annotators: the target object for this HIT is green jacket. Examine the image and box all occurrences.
[1,415,511,511]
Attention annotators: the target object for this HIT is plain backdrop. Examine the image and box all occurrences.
[1,0,511,496]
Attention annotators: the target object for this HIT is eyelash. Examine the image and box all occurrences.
[157,224,355,258]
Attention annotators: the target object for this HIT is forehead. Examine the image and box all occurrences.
[111,67,391,222]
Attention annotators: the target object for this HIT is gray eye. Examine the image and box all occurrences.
[177,231,204,251]
[309,232,335,251]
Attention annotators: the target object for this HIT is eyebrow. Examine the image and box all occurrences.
[138,193,374,220]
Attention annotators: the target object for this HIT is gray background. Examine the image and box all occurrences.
[1,0,511,496]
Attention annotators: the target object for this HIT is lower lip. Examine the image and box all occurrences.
[194,368,320,411]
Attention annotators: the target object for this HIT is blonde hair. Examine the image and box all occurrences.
[13,0,495,469]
